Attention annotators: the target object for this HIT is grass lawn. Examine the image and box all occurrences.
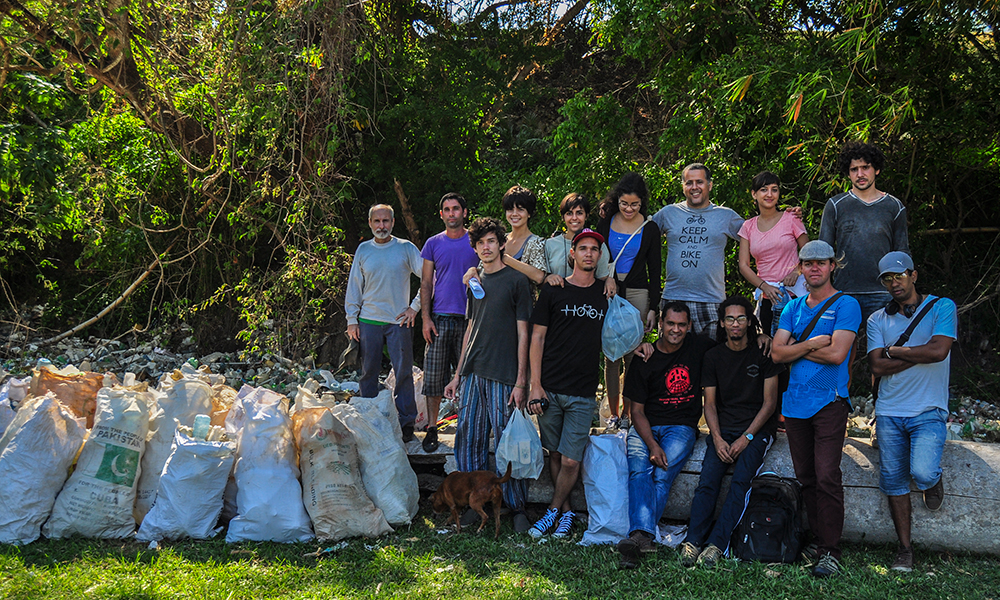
[2,504,997,600]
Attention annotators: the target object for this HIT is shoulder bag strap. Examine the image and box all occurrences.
[608,217,650,272]
[794,292,844,343]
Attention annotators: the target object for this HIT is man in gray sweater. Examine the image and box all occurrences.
[345,204,423,441]
[820,142,910,324]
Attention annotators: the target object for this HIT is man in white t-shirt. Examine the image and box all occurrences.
[868,252,957,573]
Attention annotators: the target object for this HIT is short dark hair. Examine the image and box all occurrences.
[660,301,691,322]
[682,163,712,182]
[440,192,468,210]
[468,216,507,249]
[600,172,650,219]
[751,171,781,193]
[501,185,537,216]
[837,141,886,176]
[559,192,590,216]
[714,295,760,343]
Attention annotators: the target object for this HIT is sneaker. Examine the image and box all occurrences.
[401,424,415,443]
[528,508,559,538]
[811,553,841,578]
[619,416,631,430]
[679,541,700,568]
[891,546,914,572]
[552,510,575,538]
[422,427,439,453]
[800,542,820,566]
[697,544,724,569]
[606,415,620,430]
[923,477,944,511]
[617,531,652,569]
[513,512,531,534]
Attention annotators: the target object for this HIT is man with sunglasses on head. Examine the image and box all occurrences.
[867,252,957,573]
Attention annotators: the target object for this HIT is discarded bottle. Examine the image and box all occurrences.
[192,414,211,440]
[469,277,486,299]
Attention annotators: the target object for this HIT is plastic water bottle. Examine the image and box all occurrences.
[192,414,211,440]
[469,277,486,299]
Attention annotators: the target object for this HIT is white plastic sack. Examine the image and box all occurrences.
[602,294,644,362]
[0,397,15,436]
[350,389,404,443]
[293,405,393,541]
[0,394,87,544]
[3,375,31,410]
[135,373,213,524]
[496,409,544,480]
[44,386,153,539]
[385,366,428,430]
[136,425,236,541]
[332,402,418,525]
[225,385,313,543]
[579,431,629,546]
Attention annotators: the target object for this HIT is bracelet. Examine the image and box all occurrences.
[515,384,527,390]
[884,347,892,359]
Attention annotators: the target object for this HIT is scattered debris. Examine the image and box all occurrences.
[304,541,349,557]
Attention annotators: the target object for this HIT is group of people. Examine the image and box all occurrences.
[344,142,957,577]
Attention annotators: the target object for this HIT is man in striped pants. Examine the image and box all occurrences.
[444,217,533,533]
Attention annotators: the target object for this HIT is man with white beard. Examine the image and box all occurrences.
[345,204,424,441]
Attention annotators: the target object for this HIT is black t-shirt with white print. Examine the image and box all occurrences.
[530,280,608,397]
[624,333,716,428]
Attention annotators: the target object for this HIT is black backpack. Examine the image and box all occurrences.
[730,473,803,563]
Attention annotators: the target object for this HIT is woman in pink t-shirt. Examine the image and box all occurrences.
[738,171,810,335]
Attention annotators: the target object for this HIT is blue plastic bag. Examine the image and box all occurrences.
[602,295,644,362]
[496,409,544,480]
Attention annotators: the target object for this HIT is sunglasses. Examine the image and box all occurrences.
[880,272,910,285]
[723,315,749,325]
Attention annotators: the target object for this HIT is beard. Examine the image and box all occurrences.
[373,229,391,240]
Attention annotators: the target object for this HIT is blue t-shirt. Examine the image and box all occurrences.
[867,295,957,417]
[608,229,641,275]
[420,231,479,316]
[778,293,862,419]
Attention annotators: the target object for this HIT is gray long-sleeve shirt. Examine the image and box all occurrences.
[345,236,423,325]
[819,191,909,294]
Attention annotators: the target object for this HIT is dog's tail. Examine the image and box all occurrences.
[496,462,513,484]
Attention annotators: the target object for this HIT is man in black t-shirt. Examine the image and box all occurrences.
[527,229,610,540]
[617,301,715,568]
[678,296,783,569]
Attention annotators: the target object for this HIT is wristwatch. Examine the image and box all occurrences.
[744,432,754,442]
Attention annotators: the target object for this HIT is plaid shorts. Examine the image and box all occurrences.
[660,299,720,337]
[422,314,467,397]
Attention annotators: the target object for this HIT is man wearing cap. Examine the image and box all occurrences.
[772,240,862,578]
[867,251,957,572]
[526,228,613,539]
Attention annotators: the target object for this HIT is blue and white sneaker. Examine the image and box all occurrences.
[528,507,560,538]
[552,510,576,538]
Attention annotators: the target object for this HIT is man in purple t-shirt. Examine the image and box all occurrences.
[420,192,480,452]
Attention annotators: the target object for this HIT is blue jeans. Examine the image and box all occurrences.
[877,408,947,496]
[359,322,417,427]
[626,425,697,536]
[686,430,773,552]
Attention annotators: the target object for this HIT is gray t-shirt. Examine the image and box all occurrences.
[461,266,533,385]
[819,191,909,294]
[345,237,423,325]
[652,202,743,303]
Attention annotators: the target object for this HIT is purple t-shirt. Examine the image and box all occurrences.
[421,231,479,316]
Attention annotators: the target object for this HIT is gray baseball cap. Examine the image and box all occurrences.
[798,240,835,261]
[877,251,914,281]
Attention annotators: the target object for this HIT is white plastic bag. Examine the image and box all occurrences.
[495,409,544,480]
[0,394,87,544]
[602,294,644,362]
[225,385,313,543]
[136,425,236,541]
[44,386,154,539]
[135,373,213,524]
[0,396,15,436]
[2,375,31,410]
[579,431,629,546]
[350,389,404,444]
[293,403,393,541]
[385,366,427,430]
[332,402,418,525]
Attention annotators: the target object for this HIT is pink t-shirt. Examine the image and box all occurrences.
[738,211,807,282]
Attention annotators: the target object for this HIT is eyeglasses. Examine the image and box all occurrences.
[723,315,748,325]
[880,272,910,285]
[618,200,641,210]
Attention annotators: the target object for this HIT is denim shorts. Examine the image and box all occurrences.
[877,407,947,496]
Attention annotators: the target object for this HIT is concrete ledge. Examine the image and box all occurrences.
[409,431,1000,555]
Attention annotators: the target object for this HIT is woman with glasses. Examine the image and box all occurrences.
[596,173,662,428]
[737,171,809,336]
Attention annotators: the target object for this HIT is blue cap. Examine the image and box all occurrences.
[798,240,835,261]
[877,251,914,281]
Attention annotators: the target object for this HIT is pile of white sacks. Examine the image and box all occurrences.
[0,364,418,545]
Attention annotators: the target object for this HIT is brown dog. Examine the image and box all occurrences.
[431,463,513,538]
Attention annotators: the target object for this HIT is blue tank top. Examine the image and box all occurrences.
[609,228,641,274]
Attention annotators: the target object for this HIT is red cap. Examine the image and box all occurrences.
[572,228,605,247]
